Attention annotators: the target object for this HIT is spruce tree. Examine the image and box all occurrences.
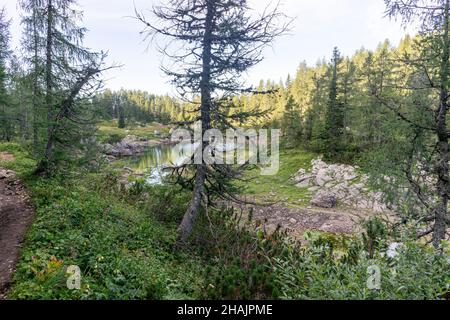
[282,93,302,148]
[323,47,345,159]
[381,0,450,247]
[20,0,45,152]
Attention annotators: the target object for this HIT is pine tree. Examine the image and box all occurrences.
[117,103,127,129]
[380,0,450,247]
[20,0,46,152]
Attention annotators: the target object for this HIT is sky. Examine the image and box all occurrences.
[3,0,416,95]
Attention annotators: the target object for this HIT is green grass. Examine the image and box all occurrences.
[0,142,36,176]
[97,120,172,144]
[7,172,206,300]
[1,142,448,300]
[240,148,317,206]
[0,142,205,300]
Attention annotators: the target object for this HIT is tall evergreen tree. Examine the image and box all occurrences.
[20,0,45,151]
[282,93,302,147]
[137,0,290,243]
[323,47,345,159]
[379,0,450,247]
[0,8,12,141]
[19,0,109,174]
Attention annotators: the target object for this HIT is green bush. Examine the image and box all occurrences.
[4,143,448,300]
[198,210,449,300]
[0,142,36,176]
[272,238,449,300]
[8,174,205,300]
[102,133,124,145]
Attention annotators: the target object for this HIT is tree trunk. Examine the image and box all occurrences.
[178,165,207,243]
[36,67,100,175]
[43,0,54,167]
[32,4,40,154]
[433,0,450,248]
[177,0,214,243]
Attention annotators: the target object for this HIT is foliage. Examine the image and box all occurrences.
[92,89,182,125]
[3,143,448,300]
[282,93,303,148]
[96,121,171,144]
[8,170,205,300]
[200,212,450,300]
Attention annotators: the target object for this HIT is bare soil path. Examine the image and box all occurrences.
[0,162,35,299]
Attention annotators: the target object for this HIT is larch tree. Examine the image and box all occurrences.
[19,0,109,175]
[19,0,45,152]
[0,8,12,142]
[137,0,290,243]
[381,0,449,247]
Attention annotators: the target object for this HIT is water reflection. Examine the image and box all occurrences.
[127,143,194,184]
[128,142,255,185]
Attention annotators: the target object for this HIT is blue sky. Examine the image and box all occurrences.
[4,0,416,95]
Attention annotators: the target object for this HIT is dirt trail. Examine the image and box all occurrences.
[0,164,35,299]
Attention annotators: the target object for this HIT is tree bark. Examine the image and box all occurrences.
[177,0,214,243]
[178,165,207,243]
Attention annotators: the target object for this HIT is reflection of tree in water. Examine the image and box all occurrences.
[128,142,254,185]
[129,143,194,185]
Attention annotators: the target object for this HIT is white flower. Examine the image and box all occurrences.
[387,242,404,259]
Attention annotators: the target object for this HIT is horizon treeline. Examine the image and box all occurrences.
[89,36,416,162]
[0,20,419,163]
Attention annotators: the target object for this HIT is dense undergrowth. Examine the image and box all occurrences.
[1,142,449,300]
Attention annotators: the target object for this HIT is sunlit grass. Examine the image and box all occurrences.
[96,120,172,143]
[239,148,318,207]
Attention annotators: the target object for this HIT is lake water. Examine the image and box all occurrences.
[127,143,194,185]
[127,142,254,185]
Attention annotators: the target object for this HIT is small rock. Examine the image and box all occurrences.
[316,169,332,186]
[296,179,311,188]
[343,172,358,181]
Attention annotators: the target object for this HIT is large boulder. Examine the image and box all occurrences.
[311,192,338,209]
[103,144,114,155]
[296,178,312,188]
[118,148,133,157]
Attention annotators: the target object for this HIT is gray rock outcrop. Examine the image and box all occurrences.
[293,158,388,212]
[102,135,167,157]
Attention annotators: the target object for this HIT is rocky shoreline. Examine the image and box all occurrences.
[101,135,174,161]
